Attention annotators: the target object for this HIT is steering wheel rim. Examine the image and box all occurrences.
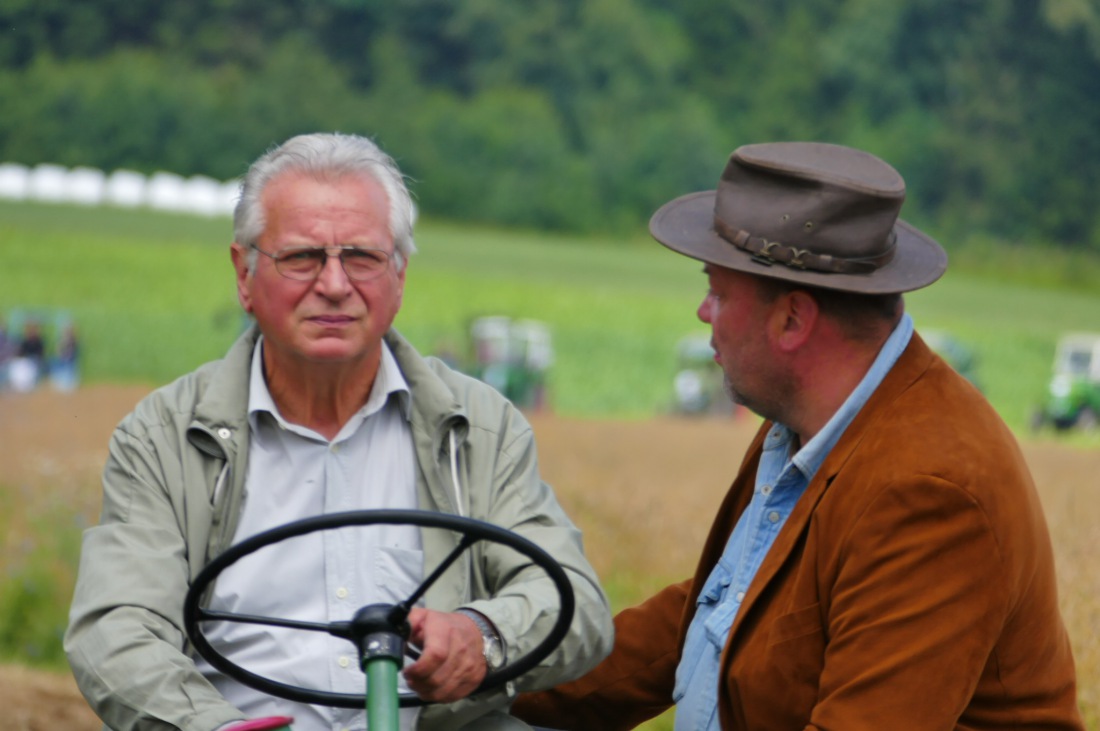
[184,509,575,708]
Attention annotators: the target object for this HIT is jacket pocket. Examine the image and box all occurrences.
[733,603,825,729]
[767,602,823,646]
[755,603,824,717]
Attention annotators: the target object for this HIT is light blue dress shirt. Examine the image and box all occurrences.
[672,313,914,730]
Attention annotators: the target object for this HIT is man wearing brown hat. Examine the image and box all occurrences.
[512,142,1084,730]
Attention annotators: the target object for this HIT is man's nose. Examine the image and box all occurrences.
[315,251,353,290]
[697,293,714,323]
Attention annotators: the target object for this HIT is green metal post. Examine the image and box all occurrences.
[366,656,401,731]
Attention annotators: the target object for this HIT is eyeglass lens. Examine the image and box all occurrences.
[276,247,389,280]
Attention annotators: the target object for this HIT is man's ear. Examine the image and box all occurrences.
[771,290,818,352]
[230,243,254,314]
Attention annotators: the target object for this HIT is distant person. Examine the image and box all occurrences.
[66,132,612,731]
[0,315,13,390]
[513,142,1084,730]
[50,322,80,392]
[9,319,47,392]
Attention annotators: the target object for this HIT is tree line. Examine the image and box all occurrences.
[1,0,1098,253]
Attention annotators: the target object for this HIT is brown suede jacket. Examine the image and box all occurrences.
[513,334,1084,731]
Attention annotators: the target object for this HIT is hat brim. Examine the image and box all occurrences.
[649,191,947,295]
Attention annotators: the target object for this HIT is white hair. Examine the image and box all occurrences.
[235,132,417,270]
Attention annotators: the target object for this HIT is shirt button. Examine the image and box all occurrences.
[330,443,340,453]
[761,484,772,496]
[735,591,746,602]
[217,428,231,439]
[336,587,348,599]
[768,511,781,523]
[338,656,350,668]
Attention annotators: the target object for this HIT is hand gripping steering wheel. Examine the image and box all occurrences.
[183,510,575,709]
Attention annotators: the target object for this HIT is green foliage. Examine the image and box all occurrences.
[0,490,83,668]
[3,0,1098,247]
[0,41,375,180]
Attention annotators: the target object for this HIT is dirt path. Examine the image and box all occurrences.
[2,385,1097,728]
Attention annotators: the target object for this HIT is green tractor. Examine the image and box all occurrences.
[1032,333,1100,432]
[468,316,552,412]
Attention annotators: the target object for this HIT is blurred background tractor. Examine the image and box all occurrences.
[1032,333,1100,432]
[671,334,735,417]
[467,316,553,412]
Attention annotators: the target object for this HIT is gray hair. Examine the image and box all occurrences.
[234,132,417,270]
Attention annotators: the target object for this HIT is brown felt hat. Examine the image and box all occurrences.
[649,142,947,294]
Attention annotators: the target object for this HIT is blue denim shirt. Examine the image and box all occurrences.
[672,313,914,730]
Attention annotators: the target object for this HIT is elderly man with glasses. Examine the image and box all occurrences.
[65,132,612,731]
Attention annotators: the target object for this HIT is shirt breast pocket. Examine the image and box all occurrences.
[372,546,424,604]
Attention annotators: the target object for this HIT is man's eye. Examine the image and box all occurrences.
[344,249,385,264]
[281,249,324,263]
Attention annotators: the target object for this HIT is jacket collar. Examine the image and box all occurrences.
[188,325,260,458]
[384,329,469,451]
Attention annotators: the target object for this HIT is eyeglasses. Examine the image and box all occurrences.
[251,244,394,281]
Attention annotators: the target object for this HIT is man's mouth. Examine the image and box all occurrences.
[309,314,355,325]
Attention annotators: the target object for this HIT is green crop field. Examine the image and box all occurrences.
[3,200,1100,435]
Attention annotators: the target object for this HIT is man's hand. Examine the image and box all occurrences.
[402,608,487,702]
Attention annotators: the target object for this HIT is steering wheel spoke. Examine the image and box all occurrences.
[197,608,336,635]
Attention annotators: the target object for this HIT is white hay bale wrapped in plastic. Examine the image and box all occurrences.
[0,162,30,200]
[105,169,146,208]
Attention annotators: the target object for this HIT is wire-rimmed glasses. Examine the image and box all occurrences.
[251,244,393,281]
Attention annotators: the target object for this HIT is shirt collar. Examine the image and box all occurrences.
[247,335,412,434]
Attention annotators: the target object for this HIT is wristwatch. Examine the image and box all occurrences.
[456,608,506,671]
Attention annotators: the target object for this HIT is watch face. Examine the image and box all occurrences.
[458,608,506,670]
[485,637,505,669]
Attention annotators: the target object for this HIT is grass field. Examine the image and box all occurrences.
[2,200,1100,728]
[3,200,1100,433]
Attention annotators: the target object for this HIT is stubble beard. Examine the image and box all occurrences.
[723,370,795,427]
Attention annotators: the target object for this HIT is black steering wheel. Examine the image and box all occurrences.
[183,509,575,709]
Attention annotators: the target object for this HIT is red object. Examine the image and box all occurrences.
[227,717,295,731]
